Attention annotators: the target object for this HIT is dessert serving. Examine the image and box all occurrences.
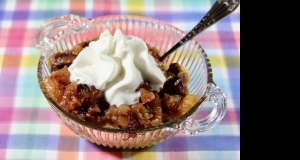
[43,29,199,129]
[35,14,227,149]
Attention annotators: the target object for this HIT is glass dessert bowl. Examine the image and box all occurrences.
[34,14,227,149]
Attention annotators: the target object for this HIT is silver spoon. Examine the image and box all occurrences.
[159,0,240,62]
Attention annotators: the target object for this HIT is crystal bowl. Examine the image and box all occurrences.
[34,14,227,149]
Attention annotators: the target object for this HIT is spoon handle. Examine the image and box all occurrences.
[159,0,240,61]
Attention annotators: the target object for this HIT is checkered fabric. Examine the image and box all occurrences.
[0,0,240,159]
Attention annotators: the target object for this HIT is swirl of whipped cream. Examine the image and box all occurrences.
[68,29,166,106]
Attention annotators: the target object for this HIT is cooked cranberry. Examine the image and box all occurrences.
[82,42,89,48]
[97,99,110,111]
[77,84,91,92]
[126,111,145,129]
[51,52,76,72]
[80,106,89,113]
[162,76,185,95]
[169,63,181,75]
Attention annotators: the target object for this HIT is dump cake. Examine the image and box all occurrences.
[43,29,198,129]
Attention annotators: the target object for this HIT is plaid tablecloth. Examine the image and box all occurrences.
[0,0,240,159]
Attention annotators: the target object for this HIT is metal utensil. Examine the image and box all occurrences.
[159,0,240,62]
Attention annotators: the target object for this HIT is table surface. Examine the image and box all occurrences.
[0,0,240,160]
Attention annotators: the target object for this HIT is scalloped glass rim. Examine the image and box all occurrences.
[37,14,214,133]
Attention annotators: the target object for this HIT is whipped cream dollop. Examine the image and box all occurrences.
[68,29,166,106]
